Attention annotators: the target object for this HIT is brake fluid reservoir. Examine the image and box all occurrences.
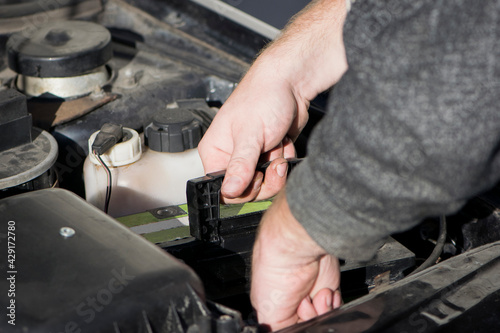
[84,108,205,217]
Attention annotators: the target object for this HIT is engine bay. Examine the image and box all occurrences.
[1,1,500,332]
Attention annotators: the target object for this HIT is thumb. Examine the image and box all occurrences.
[222,139,261,199]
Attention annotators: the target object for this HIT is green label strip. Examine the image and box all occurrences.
[116,200,272,244]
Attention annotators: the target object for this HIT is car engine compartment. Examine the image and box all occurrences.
[0,0,500,332]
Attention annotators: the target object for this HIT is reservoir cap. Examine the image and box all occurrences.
[145,108,202,153]
[7,20,112,77]
[88,128,142,167]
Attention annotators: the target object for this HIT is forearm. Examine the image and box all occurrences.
[287,0,500,261]
[250,0,348,114]
[254,190,326,261]
[198,0,348,200]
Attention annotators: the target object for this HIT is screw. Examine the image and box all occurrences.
[156,208,171,216]
[60,227,75,238]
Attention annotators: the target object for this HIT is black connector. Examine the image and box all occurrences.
[92,123,124,155]
[186,158,303,247]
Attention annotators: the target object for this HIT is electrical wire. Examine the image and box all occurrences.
[95,151,112,214]
[409,215,447,276]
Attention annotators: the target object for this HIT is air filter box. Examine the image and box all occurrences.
[0,189,242,332]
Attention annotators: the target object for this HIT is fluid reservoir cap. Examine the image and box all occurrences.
[145,108,203,153]
[7,20,112,78]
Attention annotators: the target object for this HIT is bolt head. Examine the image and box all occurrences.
[60,227,75,238]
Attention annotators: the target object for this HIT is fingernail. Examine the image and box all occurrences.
[276,162,288,178]
[333,290,343,308]
[223,176,243,195]
[253,173,263,191]
[325,291,333,308]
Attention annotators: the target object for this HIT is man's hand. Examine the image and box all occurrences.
[198,0,348,203]
[198,61,303,203]
[251,191,342,330]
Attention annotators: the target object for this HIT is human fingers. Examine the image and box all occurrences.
[221,136,262,199]
[198,120,233,175]
[250,137,296,201]
[287,109,309,142]
[223,136,296,202]
[252,158,288,201]
[262,136,296,161]
[333,289,343,308]
[297,296,318,322]
[282,136,297,159]
[260,140,284,163]
[221,172,264,204]
[312,288,335,315]
[221,156,290,204]
[250,249,310,330]
[309,254,341,297]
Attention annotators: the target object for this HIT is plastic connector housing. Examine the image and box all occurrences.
[186,158,303,248]
[91,123,124,155]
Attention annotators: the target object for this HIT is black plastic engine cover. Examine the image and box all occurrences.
[0,189,236,333]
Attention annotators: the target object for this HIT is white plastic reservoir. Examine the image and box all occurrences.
[84,108,206,217]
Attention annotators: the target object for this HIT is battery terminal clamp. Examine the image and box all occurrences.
[186,158,302,247]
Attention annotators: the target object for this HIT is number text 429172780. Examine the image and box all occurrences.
[6,220,16,326]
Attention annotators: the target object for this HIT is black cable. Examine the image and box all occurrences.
[409,215,447,276]
[91,124,123,215]
[95,152,112,214]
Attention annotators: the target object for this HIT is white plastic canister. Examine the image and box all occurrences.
[83,126,205,217]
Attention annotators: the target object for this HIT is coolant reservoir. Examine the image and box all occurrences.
[84,108,205,217]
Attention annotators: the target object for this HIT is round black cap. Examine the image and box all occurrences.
[145,108,203,153]
[7,20,112,78]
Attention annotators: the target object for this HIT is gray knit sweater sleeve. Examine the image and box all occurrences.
[287,0,500,261]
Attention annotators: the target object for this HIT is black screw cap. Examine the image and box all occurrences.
[7,20,112,78]
[145,108,203,153]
